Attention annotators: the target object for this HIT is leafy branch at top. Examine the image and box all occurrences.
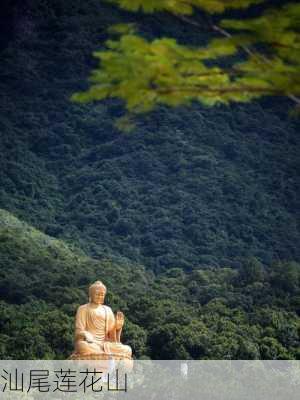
[106,0,264,15]
[72,1,300,129]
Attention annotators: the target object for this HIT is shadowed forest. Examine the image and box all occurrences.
[0,0,299,359]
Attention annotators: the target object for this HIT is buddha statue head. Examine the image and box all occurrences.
[88,280,107,305]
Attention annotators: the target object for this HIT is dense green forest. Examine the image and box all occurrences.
[1,0,300,270]
[0,209,299,359]
[0,0,299,359]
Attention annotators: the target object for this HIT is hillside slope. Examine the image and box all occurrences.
[0,208,150,358]
[0,209,299,359]
[0,0,299,271]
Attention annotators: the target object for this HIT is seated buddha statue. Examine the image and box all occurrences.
[70,280,132,361]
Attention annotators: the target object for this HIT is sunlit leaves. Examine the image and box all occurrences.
[222,3,300,63]
[107,23,137,35]
[72,34,241,111]
[221,3,300,101]
[72,32,291,114]
[72,1,300,128]
[107,0,263,15]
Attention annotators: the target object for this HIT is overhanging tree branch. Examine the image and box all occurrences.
[174,13,300,106]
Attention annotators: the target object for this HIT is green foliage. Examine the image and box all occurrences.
[0,209,149,358]
[237,257,264,286]
[0,0,299,361]
[222,3,300,59]
[72,34,246,113]
[222,3,300,98]
[74,1,300,125]
[107,0,263,15]
[0,210,299,359]
[1,0,299,270]
[269,261,300,294]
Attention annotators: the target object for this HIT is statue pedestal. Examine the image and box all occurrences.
[70,352,131,361]
[69,352,133,372]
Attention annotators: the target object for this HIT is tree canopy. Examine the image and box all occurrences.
[0,0,299,360]
[72,0,300,129]
[0,209,299,359]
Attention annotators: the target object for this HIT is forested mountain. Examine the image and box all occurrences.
[0,0,299,271]
[0,0,299,359]
[0,209,299,359]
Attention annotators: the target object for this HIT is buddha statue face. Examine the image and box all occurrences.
[89,281,107,305]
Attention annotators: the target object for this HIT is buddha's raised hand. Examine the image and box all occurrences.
[115,311,125,330]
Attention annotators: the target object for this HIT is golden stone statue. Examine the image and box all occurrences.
[70,281,132,362]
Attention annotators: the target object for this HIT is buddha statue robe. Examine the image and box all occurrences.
[72,302,132,360]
